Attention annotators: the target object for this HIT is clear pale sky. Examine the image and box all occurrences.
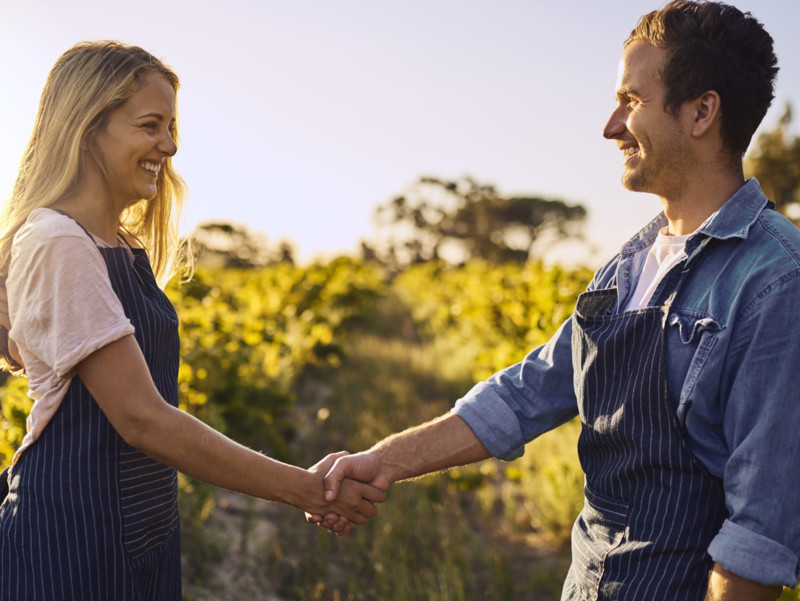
[1,0,798,266]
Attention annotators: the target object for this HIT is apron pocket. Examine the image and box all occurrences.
[567,482,629,600]
[119,446,179,559]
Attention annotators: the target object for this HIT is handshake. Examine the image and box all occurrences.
[299,413,487,534]
[304,450,390,536]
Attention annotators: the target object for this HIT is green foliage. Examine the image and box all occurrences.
[165,257,386,457]
[745,104,800,223]
[394,259,592,380]
[261,325,571,601]
[393,259,589,550]
[0,376,31,469]
[780,586,800,601]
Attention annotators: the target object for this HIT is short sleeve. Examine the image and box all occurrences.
[8,211,135,379]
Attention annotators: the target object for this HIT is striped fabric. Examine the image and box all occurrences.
[0,232,182,600]
[562,287,726,601]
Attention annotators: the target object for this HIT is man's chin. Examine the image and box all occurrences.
[621,173,648,193]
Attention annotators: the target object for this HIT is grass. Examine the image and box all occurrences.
[180,293,575,600]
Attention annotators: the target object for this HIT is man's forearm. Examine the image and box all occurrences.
[370,412,491,484]
[321,412,491,503]
[705,563,781,601]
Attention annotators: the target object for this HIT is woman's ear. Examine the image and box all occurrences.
[690,90,721,138]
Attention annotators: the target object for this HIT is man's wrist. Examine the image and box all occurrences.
[705,563,782,601]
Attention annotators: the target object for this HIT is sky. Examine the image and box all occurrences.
[1,0,799,267]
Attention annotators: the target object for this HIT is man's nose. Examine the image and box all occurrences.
[603,106,627,139]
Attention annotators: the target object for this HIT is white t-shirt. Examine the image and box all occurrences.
[624,229,690,312]
[7,208,135,465]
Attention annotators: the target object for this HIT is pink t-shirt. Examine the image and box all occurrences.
[7,208,135,465]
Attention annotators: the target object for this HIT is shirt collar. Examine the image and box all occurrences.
[620,178,770,257]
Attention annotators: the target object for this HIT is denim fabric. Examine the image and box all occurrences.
[454,178,800,587]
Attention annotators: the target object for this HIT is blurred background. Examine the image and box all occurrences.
[2,0,799,265]
[2,2,799,600]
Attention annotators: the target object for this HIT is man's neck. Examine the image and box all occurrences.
[661,167,745,236]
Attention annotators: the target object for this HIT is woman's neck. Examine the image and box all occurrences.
[52,192,121,246]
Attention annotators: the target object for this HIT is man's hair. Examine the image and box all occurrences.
[626,0,778,157]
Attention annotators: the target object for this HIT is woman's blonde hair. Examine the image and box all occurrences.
[0,40,191,371]
[0,40,189,282]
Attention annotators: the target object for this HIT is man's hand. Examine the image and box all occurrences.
[306,451,391,534]
[324,451,391,501]
[306,451,388,535]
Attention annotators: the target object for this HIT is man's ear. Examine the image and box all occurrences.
[690,90,721,138]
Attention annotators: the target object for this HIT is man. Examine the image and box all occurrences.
[315,1,798,600]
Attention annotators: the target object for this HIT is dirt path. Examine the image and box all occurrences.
[180,294,572,600]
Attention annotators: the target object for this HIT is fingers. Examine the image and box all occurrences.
[309,450,349,474]
[324,452,386,502]
[306,511,354,535]
[307,480,386,535]
[323,461,346,502]
[359,482,386,505]
[332,479,385,525]
[306,450,391,536]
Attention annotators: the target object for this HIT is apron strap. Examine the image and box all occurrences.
[48,208,95,241]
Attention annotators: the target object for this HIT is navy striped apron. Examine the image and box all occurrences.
[562,277,726,600]
[0,216,182,600]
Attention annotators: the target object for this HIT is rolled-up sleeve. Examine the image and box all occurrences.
[453,316,580,460]
[707,271,800,587]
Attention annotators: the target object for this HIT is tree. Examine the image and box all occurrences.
[190,222,295,269]
[373,176,586,265]
[745,104,800,224]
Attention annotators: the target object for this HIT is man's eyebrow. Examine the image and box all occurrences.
[615,87,641,101]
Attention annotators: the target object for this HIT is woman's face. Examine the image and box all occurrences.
[92,74,177,211]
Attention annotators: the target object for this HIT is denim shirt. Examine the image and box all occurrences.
[454,178,800,587]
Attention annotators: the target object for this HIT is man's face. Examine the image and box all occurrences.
[603,41,693,199]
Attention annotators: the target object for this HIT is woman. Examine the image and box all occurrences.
[0,41,382,600]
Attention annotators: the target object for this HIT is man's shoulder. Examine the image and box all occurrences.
[752,208,800,266]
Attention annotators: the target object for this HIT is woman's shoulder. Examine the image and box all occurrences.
[17,208,91,243]
[12,209,100,267]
